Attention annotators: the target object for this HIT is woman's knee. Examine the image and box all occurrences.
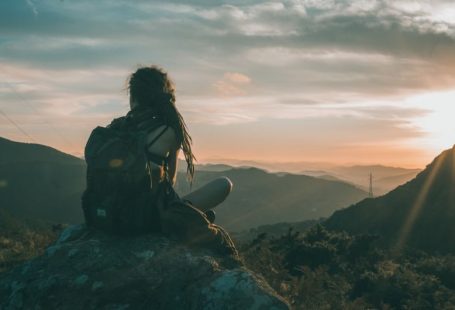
[216,176,233,196]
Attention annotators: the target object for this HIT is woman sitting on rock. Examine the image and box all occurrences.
[82,66,237,256]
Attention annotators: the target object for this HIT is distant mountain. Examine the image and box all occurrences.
[177,159,237,173]
[317,174,351,183]
[197,160,420,195]
[175,168,368,231]
[201,158,337,173]
[333,165,420,179]
[330,165,421,195]
[325,146,455,254]
[374,171,421,194]
[1,137,367,232]
[301,170,330,177]
[0,137,86,223]
[194,163,234,172]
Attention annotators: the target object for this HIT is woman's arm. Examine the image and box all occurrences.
[144,125,179,185]
[167,148,179,186]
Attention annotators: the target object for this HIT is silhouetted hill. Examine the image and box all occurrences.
[176,167,368,231]
[1,137,367,231]
[325,145,455,254]
[0,137,80,165]
[0,137,85,223]
[189,160,419,195]
[196,163,233,172]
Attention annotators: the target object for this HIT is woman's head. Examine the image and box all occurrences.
[127,66,195,181]
[128,66,175,110]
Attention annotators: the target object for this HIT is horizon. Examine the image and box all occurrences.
[1,1,455,169]
[0,134,434,172]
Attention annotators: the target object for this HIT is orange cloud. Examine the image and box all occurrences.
[213,72,251,96]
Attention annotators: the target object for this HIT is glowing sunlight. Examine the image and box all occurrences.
[407,91,455,152]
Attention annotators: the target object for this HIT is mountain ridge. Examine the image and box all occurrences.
[0,137,82,165]
[1,137,366,231]
[325,145,455,253]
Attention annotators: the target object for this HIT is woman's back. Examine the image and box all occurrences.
[145,125,178,162]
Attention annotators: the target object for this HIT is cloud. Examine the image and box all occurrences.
[0,62,128,119]
[1,0,455,161]
[224,72,251,84]
[3,1,453,98]
[213,72,251,96]
[25,0,38,16]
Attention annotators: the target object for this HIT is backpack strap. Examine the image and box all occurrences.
[145,126,169,150]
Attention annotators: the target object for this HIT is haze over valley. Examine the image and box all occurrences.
[0,136,369,231]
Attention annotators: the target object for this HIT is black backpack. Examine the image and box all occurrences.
[81,116,165,235]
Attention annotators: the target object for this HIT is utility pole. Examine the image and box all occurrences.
[368,172,374,198]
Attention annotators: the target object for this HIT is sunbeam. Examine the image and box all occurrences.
[395,150,448,251]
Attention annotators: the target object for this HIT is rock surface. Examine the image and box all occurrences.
[0,225,289,310]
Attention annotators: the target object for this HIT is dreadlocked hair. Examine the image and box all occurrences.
[127,66,195,182]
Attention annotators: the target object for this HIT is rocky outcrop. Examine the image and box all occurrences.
[0,225,289,310]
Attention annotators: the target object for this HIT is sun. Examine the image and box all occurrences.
[406,91,455,152]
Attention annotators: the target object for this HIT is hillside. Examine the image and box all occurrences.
[0,137,81,165]
[240,224,455,309]
[0,137,86,223]
[175,168,368,231]
[325,145,455,253]
[1,137,367,231]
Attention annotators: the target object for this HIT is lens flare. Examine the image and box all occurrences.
[109,159,124,168]
[0,180,8,188]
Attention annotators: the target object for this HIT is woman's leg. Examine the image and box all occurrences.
[158,186,238,256]
[182,177,233,212]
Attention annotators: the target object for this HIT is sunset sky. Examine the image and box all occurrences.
[1,0,455,169]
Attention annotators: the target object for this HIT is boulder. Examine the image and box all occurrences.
[0,225,289,310]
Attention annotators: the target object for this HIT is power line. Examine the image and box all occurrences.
[2,81,77,150]
[0,109,37,143]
